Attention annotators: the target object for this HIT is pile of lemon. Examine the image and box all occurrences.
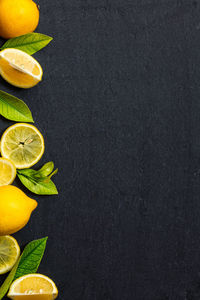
[0,0,58,298]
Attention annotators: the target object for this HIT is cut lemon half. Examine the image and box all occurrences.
[0,48,43,88]
[8,274,58,299]
[1,123,45,169]
[0,235,20,275]
[0,158,16,186]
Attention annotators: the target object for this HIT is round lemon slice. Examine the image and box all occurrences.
[0,48,43,88]
[8,274,58,299]
[1,123,45,169]
[0,158,16,186]
[0,235,20,275]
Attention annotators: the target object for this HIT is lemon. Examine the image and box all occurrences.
[0,185,37,235]
[0,0,39,39]
[0,236,20,274]
[8,274,58,299]
[0,49,43,88]
[1,123,45,169]
[0,158,16,186]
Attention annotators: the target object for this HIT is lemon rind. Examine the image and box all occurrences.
[0,236,20,275]
[0,123,45,169]
[0,158,16,186]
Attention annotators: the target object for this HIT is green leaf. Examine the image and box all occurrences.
[17,162,58,195]
[48,168,58,180]
[38,161,55,176]
[0,90,33,122]
[1,33,53,55]
[0,258,20,300]
[18,173,58,195]
[14,237,48,279]
[0,237,47,300]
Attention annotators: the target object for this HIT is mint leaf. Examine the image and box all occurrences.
[17,162,58,195]
[0,90,33,122]
[0,237,47,300]
[1,33,53,55]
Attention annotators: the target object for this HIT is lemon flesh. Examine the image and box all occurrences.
[8,274,58,299]
[1,123,45,169]
[0,48,43,88]
[0,158,16,186]
[0,236,20,274]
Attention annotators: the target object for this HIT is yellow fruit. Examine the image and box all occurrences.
[1,123,45,169]
[0,158,16,186]
[0,185,37,236]
[0,49,43,88]
[0,0,39,39]
[8,274,58,300]
[0,235,20,274]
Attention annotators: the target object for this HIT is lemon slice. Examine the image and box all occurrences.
[0,158,16,186]
[8,274,58,299]
[0,48,43,88]
[0,235,20,275]
[1,123,45,169]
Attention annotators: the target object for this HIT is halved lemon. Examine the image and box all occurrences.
[0,48,43,88]
[8,274,58,299]
[0,157,16,186]
[1,123,45,169]
[0,235,20,275]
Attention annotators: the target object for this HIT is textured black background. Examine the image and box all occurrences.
[1,0,200,299]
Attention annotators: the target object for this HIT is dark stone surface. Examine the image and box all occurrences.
[1,0,200,299]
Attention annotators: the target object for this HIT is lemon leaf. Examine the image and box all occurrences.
[0,90,34,122]
[17,163,58,195]
[38,161,55,176]
[0,237,47,300]
[14,237,48,280]
[1,33,53,55]
[0,258,19,300]
[18,173,58,195]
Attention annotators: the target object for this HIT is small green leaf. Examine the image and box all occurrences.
[0,90,33,122]
[0,237,47,300]
[48,168,58,180]
[17,162,58,195]
[38,161,54,176]
[1,33,53,55]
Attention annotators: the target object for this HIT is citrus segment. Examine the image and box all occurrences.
[0,158,16,186]
[0,49,43,88]
[1,123,45,169]
[8,274,58,299]
[0,235,20,274]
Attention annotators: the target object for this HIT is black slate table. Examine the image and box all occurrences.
[1,0,200,299]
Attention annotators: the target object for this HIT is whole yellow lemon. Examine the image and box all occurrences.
[0,0,39,39]
[0,185,37,235]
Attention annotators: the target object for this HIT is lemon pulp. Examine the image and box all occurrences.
[1,123,45,169]
[0,48,43,88]
[0,158,16,186]
[0,235,20,274]
[8,274,58,299]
